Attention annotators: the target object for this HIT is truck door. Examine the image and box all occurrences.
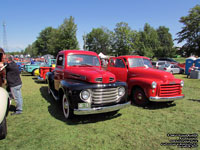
[54,54,65,91]
[107,58,127,82]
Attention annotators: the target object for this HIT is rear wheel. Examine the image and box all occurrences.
[0,117,7,140]
[32,69,36,76]
[132,88,149,106]
[62,94,74,119]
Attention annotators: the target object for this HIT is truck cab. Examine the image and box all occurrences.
[46,50,130,119]
[107,55,184,106]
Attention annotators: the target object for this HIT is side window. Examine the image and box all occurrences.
[115,59,125,68]
[57,55,64,66]
[109,58,115,67]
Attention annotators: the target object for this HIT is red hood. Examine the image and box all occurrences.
[66,67,116,83]
[128,67,180,83]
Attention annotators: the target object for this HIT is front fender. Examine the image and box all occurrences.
[128,77,154,97]
[0,87,8,123]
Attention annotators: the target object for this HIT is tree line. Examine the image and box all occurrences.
[22,5,199,58]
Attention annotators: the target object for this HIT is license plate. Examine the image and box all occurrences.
[78,103,90,109]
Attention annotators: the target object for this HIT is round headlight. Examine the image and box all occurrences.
[151,81,157,89]
[118,87,125,96]
[80,90,90,101]
[180,80,184,87]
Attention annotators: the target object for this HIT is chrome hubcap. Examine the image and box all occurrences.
[137,93,143,100]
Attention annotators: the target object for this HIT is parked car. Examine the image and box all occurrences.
[158,64,184,74]
[152,61,169,69]
[46,50,130,119]
[23,59,56,75]
[107,55,184,106]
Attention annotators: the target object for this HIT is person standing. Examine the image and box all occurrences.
[5,55,23,115]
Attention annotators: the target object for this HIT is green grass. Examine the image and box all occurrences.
[0,74,199,150]
[174,57,186,63]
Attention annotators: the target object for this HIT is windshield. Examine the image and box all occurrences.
[67,54,100,66]
[128,58,153,68]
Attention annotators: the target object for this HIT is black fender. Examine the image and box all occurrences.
[59,79,128,109]
[46,71,55,90]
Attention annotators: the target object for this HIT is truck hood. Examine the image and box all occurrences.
[67,67,116,83]
[128,67,180,83]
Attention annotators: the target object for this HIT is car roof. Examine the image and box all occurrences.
[116,55,150,60]
[59,50,98,56]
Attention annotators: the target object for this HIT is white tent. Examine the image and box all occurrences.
[98,52,107,59]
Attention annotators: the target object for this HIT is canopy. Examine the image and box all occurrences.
[98,52,107,59]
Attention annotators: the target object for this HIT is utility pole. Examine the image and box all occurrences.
[3,21,8,52]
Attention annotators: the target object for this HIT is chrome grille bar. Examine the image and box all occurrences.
[92,87,118,104]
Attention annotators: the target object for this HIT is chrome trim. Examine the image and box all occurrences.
[149,95,185,102]
[74,101,130,115]
[92,87,119,104]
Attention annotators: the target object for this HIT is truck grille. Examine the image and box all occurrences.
[92,88,118,104]
[159,84,181,97]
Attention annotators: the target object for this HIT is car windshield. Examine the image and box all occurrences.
[67,54,100,66]
[128,58,153,68]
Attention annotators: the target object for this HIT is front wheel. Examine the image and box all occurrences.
[0,117,7,140]
[132,88,149,106]
[62,94,74,119]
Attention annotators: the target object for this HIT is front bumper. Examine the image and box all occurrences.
[74,101,130,115]
[149,95,185,102]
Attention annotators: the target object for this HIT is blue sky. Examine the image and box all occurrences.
[0,0,199,52]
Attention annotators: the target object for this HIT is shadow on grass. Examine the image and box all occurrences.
[21,74,32,76]
[188,99,200,103]
[132,101,176,110]
[40,86,121,125]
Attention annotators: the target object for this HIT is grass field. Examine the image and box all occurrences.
[0,74,199,150]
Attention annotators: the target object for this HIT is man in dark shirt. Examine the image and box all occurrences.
[6,55,23,115]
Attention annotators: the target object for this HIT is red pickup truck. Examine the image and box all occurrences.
[107,55,184,106]
[46,50,130,119]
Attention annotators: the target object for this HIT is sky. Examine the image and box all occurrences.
[0,0,199,52]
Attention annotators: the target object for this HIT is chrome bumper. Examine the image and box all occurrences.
[74,101,131,115]
[149,95,185,102]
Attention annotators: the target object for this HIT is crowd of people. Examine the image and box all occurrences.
[0,47,23,115]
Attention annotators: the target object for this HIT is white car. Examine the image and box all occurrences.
[152,61,169,69]
[0,87,9,140]
[158,64,184,74]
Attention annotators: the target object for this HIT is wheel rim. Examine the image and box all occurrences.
[62,95,69,119]
[134,90,145,105]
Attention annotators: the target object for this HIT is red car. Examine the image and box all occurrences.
[46,50,130,119]
[107,55,185,106]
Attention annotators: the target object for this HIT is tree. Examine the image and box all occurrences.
[156,26,175,57]
[134,23,160,58]
[24,42,38,57]
[112,22,135,56]
[84,27,112,54]
[176,5,200,56]
[35,27,55,56]
[57,16,79,52]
